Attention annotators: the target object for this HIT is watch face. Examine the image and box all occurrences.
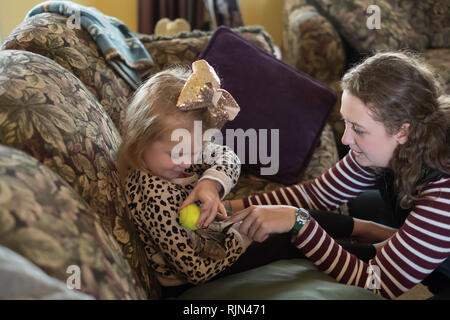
[292,209,310,234]
[298,209,310,221]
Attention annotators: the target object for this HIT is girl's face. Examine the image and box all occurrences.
[142,126,202,180]
[340,90,409,168]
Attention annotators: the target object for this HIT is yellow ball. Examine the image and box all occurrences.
[179,204,201,230]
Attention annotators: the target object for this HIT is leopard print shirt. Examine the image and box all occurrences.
[125,142,249,286]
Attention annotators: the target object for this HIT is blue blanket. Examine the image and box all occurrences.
[26,1,154,90]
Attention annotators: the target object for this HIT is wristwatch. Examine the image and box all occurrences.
[290,208,311,235]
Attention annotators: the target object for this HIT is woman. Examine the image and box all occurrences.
[227,52,450,299]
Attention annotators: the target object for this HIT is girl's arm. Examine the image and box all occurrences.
[186,141,241,199]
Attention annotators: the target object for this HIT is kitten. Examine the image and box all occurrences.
[188,221,250,260]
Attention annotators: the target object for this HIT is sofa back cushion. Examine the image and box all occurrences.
[1,13,138,134]
[0,50,160,299]
[0,145,147,299]
[313,0,431,52]
[411,0,449,49]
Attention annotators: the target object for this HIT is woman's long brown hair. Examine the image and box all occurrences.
[342,51,449,208]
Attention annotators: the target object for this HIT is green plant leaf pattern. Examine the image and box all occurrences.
[0,50,154,298]
[0,145,147,299]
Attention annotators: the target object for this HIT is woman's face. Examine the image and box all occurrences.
[340,90,408,168]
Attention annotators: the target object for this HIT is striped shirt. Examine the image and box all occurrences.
[243,151,450,299]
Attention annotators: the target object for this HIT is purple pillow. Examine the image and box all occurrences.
[198,26,337,185]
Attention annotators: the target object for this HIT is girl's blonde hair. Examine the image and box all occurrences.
[117,66,219,182]
[342,51,449,208]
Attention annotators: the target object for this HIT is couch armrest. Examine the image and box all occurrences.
[282,0,346,84]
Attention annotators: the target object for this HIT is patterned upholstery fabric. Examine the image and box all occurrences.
[313,0,430,52]
[0,50,159,299]
[0,145,147,299]
[422,48,450,93]
[407,0,449,49]
[282,0,346,148]
[26,1,154,90]
[283,0,450,146]
[1,13,134,135]
[282,0,346,85]
[0,11,342,299]
[137,25,276,70]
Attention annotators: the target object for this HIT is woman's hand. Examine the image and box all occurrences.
[227,205,298,242]
[179,179,227,229]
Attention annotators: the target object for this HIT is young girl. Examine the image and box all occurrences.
[228,52,450,299]
[117,60,252,293]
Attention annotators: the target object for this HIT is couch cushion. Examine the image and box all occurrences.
[282,0,346,85]
[179,258,383,299]
[313,0,430,52]
[198,26,336,185]
[0,50,160,299]
[1,13,136,134]
[422,48,450,94]
[410,0,449,49]
[0,145,146,299]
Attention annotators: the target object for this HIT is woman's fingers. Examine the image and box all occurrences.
[247,216,261,240]
[237,209,258,236]
[247,215,271,242]
[253,225,270,243]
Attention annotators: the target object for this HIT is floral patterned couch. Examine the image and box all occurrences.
[283,0,450,153]
[0,12,381,300]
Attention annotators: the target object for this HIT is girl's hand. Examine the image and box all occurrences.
[179,179,227,228]
[227,205,297,242]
